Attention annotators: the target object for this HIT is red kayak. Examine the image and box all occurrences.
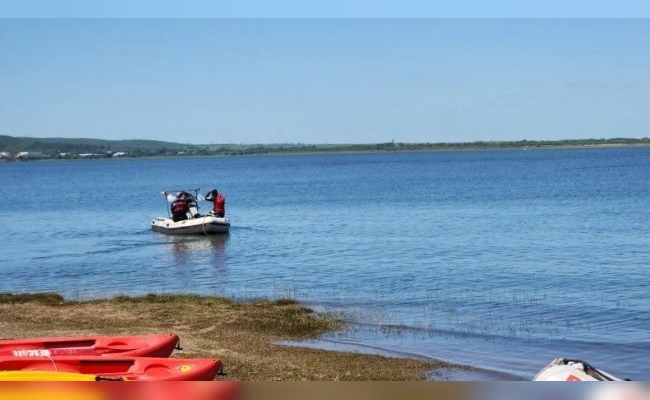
[0,356,222,381]
[0,334,180,358]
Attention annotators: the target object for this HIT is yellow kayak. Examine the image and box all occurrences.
[0,370,125,381]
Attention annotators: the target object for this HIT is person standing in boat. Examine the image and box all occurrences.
[205,188,226,217]
[170,191,191,222]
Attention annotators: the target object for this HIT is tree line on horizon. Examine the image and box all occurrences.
[1,134,649,159]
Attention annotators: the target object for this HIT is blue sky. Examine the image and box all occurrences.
[1,17,650,144]
[3,0,650,18]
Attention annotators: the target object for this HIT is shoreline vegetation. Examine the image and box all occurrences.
[1,135,649,160]
[0,293,457,381]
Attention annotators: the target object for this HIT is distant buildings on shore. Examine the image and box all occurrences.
[0,150,127,161]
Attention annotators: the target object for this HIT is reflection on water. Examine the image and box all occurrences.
[157,234,230,272]
[144,232,233,298]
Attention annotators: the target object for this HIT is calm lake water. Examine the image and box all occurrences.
[1,148,649,380]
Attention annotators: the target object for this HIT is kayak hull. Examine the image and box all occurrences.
[0,334,180,358]
[0,356,222,381]
[0,371,101,381]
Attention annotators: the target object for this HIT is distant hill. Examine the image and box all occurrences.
[0,135,187,155]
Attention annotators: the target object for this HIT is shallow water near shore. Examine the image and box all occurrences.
[1,148,649,380]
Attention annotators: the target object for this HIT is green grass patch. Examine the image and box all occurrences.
[0,292,66,306]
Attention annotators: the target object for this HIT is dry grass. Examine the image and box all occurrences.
[0,293,451,381]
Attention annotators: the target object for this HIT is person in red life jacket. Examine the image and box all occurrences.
[170,191,191,222]
[205,188,225,217]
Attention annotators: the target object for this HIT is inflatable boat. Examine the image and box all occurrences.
[151,190,230,235]
[533,358,623,381]
[151,214,230,235]
[0,333,180,358]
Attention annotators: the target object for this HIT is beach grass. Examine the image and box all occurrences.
[0,293,452,381]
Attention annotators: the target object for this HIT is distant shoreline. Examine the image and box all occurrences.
[2,137,649,162]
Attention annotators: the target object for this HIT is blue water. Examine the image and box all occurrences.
[1,148,649,380]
